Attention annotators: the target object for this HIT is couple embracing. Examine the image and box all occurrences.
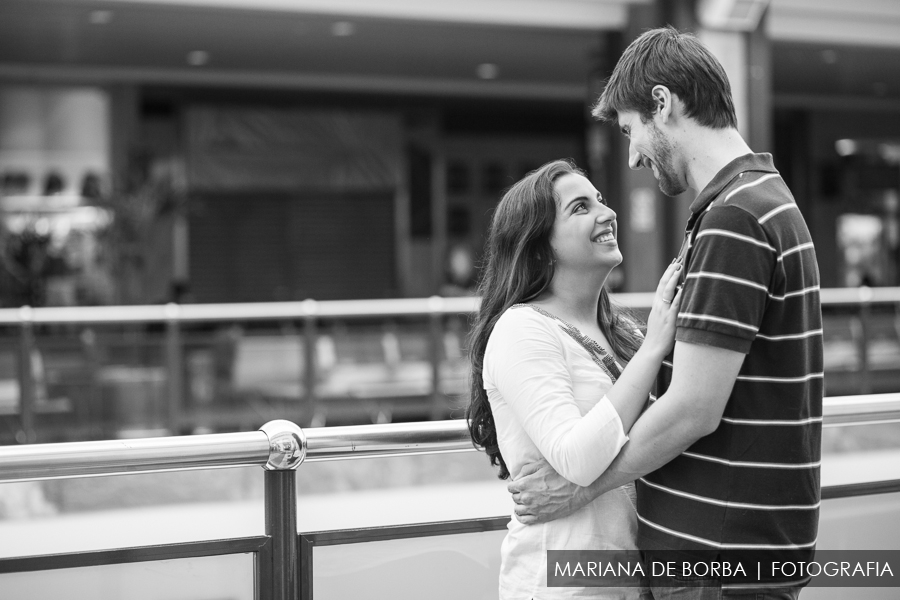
[467,27,823,600]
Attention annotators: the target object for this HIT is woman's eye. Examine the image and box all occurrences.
[599,197,608,206]
[575,202,586,212]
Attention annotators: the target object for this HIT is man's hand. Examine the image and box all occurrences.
[507,458,597,525]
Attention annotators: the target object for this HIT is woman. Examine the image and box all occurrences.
[467,159,682,598]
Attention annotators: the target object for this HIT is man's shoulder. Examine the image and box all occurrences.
[710,170,793,216]
[699,171,809,247]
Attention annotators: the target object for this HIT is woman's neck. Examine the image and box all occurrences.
[534,267,607,327]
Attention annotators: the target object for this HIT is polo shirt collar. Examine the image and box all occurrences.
[688,152,779,216]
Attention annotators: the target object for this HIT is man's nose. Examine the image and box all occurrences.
[628,146,643,170]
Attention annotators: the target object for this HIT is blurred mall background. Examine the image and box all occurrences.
[0,0,898,446]
[0,5,899,599]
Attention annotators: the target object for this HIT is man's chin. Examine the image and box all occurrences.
[659,181,687,197]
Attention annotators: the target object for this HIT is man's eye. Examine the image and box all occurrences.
[575,202,587,212]
[599,197,608,206]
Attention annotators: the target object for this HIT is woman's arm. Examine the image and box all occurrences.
[485,265,681,486]
[489,312,629,486]
[489,262,682,487]
[604,260,682,431]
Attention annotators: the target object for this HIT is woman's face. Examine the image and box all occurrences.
[549,173,621,272]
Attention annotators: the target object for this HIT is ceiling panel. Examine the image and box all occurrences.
[0,0,608,99]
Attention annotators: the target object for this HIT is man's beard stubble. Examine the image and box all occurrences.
[649,122,687,197]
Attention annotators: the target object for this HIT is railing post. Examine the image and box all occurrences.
[165,304,184,435]
[301,300,318,427]
[857,287,872,395]
[260,420,306,600]
[17,306,36,444]
[427,296,444,420]
[80,327,100,440]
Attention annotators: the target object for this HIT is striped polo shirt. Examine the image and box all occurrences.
[636,153,823,588]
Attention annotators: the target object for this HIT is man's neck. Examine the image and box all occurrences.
[681,127,753,194]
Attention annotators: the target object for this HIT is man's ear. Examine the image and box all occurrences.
[651,85,674,123]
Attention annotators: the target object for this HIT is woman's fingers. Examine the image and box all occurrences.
[656,260,681,294]
[662,263,683,300]
[671,286,684,306]
[654,262,682,306]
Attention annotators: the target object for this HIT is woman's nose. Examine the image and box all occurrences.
[596,205,617,222]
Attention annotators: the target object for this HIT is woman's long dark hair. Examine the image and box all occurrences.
[466,159,644,480]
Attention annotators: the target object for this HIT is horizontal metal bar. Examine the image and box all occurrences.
[823,393,900,426]
[0,297,482,325]
[821,479,900,500]
[0,394,896,483]
[819,286,900,305]
[0,431,270,483]
[0,286,897,325]
[297,395,900,461]
[0,536,270,574]
[303,419,473,462]
[300,516,510,547]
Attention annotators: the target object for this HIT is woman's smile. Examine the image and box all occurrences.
[592,228,616,244]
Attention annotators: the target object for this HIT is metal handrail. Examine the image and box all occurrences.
[303,419,473,461]
[0,296,482,325]
[1,393,899,483]
[0,285,896,325]
[819,286,900,305]
[823,393,900,426]
[0,431,270,482]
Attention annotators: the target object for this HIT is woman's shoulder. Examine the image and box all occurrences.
[496,304,557,329]
[485,306,567,374]
[489,304,561,343]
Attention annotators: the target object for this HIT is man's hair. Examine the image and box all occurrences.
[593,26,737,129]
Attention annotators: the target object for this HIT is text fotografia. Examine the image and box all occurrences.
[773,561,892,578]
[547,550,900,588]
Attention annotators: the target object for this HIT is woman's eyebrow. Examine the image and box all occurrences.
[563,195,589,211]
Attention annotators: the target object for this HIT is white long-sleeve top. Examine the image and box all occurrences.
[483,305,646,599]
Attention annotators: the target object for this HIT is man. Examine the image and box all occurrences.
[508,27,822,599]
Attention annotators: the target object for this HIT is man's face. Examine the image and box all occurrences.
[617,110,686,197]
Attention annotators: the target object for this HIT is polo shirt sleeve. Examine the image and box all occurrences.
[676,205,776,354]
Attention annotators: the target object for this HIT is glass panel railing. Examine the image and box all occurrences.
[823,421,900,455]
[802,490,900,600]
[0,398,898,599]
[0,552,254,600]
[310,527,505,600]
[294,451,506,532]
[0,467,265,558]
[819,490,900,552]
[301,453,900,600]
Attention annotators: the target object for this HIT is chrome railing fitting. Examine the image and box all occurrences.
[259,420,307,470]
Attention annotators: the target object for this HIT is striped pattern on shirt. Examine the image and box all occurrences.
[637,153,823,589]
